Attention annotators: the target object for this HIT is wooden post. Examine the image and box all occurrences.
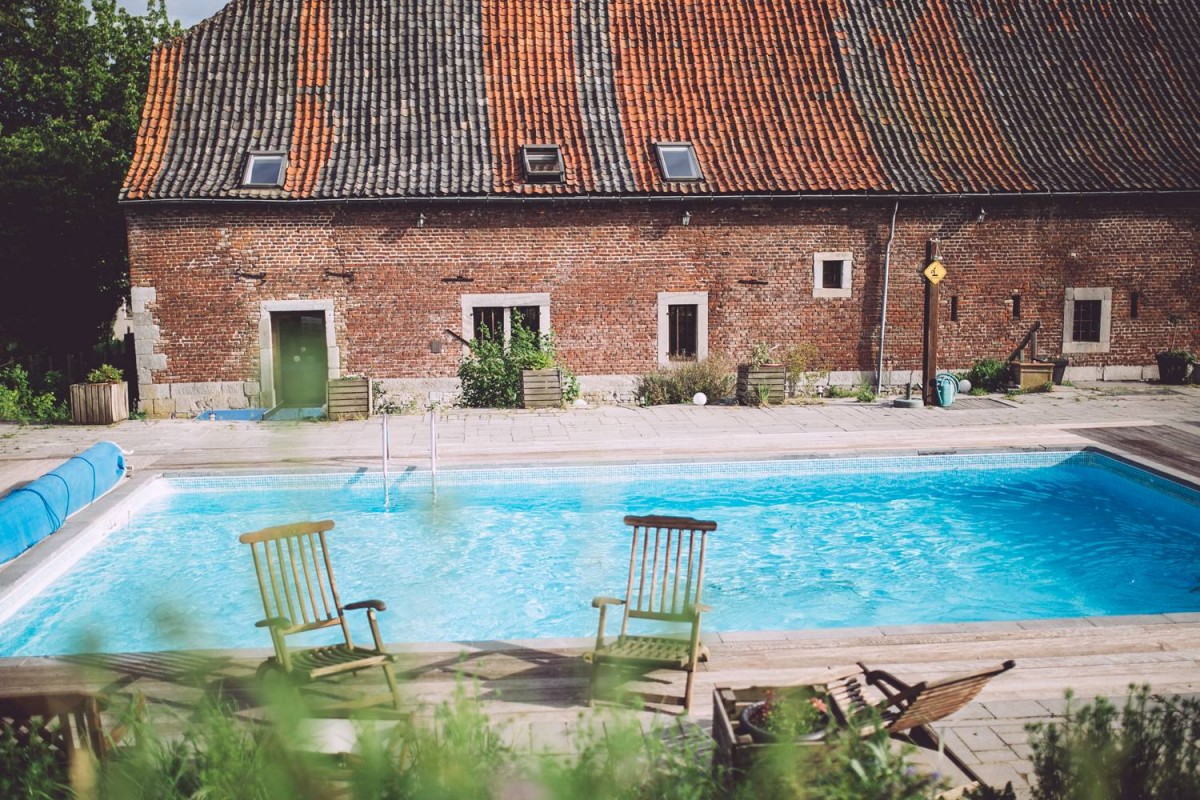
[922,239,941,406]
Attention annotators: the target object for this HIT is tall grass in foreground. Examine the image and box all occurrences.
[3,683,1196,799]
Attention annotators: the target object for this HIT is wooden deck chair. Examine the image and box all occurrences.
[240,520,401,711]
[588,514,717,713]
[0,691,113,779]
[826,660,1016,783]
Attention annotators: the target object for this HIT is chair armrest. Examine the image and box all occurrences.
[345,599,387,613]
[694,604,712,614]
[255,617,291,629]
[591,596,625,608]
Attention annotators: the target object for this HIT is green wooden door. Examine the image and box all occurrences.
[273,312,327,406]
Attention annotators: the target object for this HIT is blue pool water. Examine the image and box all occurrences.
[1,452,1198,657]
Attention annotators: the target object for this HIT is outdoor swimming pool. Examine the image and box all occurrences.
[1,451,1197,657]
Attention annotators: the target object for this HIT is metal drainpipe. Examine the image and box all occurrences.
[875,200,900,395]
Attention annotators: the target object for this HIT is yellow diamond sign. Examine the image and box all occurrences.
[923,258,947,285]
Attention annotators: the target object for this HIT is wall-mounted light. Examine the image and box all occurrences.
[976,205,986,223]
[681,210,691,227]
[417,212,426,229]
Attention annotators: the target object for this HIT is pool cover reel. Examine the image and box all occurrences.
[0,442,125,564]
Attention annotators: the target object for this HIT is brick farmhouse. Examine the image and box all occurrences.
[120,0,1200,415]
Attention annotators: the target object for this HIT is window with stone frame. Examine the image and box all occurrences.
[1062,287,1112,354]
[812,252,853,298]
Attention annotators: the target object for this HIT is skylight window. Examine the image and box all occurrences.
[521,145,565,183]
[243,153,287,187]
[655,143,703,182]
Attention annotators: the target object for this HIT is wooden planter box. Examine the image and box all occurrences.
[327,377,371,420]
[712,685,829,788]
[69,382,129,425]
[737,364,786,405]
[1010,361,1054,390]
[520,368,563,409]
[713,685,977,797]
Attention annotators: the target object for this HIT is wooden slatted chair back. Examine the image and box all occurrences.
[618,515,717,636]
[239,520,351,645]
[888,660,1016,732]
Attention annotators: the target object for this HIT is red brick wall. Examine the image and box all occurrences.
[124,197,1199,385]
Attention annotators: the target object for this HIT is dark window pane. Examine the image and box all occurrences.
[821,260,843,289]
[473,307,505,341]
[247,155,284,186]
[1072,299,1102,342]
[668,304,698,360]
[513,306,540,333]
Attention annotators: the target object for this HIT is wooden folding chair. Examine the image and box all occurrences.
[240,520,401,711]
[827,660,1016,783]
[587,514,717,713]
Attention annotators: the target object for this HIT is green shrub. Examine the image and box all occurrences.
[782,343,830,397]
[854,381,877,403]
[0,364,68,423]
[825,384,852,399]
[86,364,124,383]
[636,356,735,405]
[966,358,1009,393]
[1027,686,1200,800]
[457,315,577,408]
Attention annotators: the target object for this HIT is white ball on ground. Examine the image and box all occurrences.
[957,378,972,393]
[693,392,707,406]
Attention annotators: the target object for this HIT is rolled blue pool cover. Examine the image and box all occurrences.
[0,441,125,564]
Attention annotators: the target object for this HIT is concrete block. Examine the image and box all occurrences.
[148,397,177,418]
[130,286,157,313]
[138,384,169,400]
[170,382,222,398]
[1101,364,1149,381]
[243,381,261,396]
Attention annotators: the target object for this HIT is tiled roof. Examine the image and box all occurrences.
[121,0,1200,200]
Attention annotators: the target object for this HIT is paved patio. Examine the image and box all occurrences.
[1,381,1198,795]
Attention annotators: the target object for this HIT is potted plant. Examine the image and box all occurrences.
[1156,314,1196,385]
[1155,349,1194,385]
[738,686,830,743]
[737,343,786,405]
[69,364,129,424]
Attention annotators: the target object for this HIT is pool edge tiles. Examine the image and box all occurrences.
[0,473,172,627]
[166,449,1097,492]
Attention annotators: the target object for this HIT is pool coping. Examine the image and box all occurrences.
[1,443,1197,646]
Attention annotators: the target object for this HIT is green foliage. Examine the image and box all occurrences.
[964,783,1018,800]
[752,688,828,738]
[748,343,773,369]
[0,0,180,360]
[0,716,71,798]
[966,359,1009,393]
[636,355,735,406]
[736,713,947,799]
[1027,686,1200,800]
[0,363,68,422]
[824,384,853,399]
[86,363,123,383]
[782,343,830,397]
[854,381,877,403]
[457,314,577,408]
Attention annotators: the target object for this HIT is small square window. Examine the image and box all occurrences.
[820,260,844,290]
[654,143,703,182]
[812,252,853,298]
[521,145,564,183]
[243,153,287,187]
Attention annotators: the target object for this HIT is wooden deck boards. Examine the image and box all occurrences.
[1,618,1196,793]
[1072,422,1200,475]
